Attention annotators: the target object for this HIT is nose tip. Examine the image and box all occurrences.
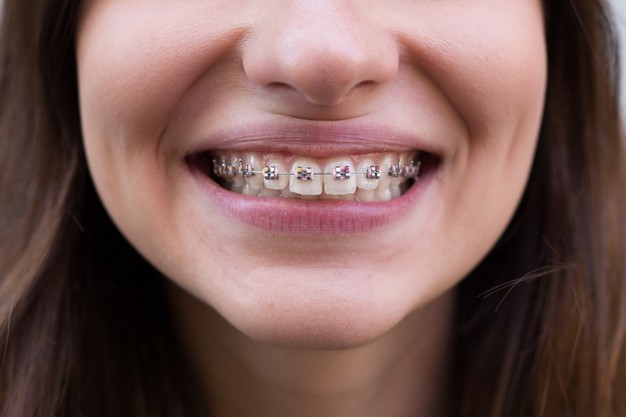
[242,5,399,106]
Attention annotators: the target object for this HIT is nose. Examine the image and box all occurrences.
[242,1,399,106]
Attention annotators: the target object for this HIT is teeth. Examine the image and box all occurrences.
[263,159,289,190]
[375,186,392,201]
[211,151,422,202]
[376,154,393,189]
[356,159,380,191]
[320,191,342,200]
[390,159,404,187]
[230,182,244,193]
[289,159,323,195]
[215,154,245,186]
[390,184,402,199]
[260,188,281,198]
[242,184,258,196]
[240,153,264,190]
[355,189,377,202]
[280,188,299,199]
[324,158,356,195]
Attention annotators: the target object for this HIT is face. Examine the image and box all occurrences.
[77,0,546,348]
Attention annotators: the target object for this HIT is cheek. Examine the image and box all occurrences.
[395,1,546,143]
[76,1,247,248]
[399,1,547,282]
[76,2,245,148]
[428,3,547,144]
[421,3,546,198]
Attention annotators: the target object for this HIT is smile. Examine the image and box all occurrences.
[183,125,443,233]
[189,150,440,202]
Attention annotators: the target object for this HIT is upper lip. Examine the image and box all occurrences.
[184,121,445,159]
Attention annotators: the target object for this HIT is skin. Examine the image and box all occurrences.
[77,0,547,415]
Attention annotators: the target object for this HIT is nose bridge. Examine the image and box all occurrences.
[284,1,370,62]
[242,1,398,106]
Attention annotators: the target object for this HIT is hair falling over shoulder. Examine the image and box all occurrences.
[0,0,624,416]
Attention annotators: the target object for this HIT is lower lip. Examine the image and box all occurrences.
[188,167,432,235]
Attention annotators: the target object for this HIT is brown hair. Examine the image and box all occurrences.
[0,0,624,416]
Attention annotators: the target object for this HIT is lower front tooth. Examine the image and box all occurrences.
[280,188,299,199]
[320,192,342,200]
[260,188,281,198]
[338,193,355,201]
[375,186,392,201]
[321,192,355,201]
[242,184,258,196]
[289,159,323,195]
[356,189,376,202]
[230,182,244,193]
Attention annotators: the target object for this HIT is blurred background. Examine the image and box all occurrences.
[610,0,625,119]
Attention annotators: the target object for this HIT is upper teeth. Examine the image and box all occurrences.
[210,152,421,200]
[213,158,420,180]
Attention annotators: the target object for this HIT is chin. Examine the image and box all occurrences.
[228,298,403,350]
[166,257,456,351]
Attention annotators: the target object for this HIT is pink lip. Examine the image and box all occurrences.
[188,164,434,235]
[185,121,445,158]
[184,122,441,234]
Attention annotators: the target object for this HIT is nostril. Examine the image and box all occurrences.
[266,81,293,92]
[262,80,366,107]
[241,6,399,107]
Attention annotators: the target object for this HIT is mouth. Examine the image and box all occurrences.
[187,150,440,202]
[183,124,444,234]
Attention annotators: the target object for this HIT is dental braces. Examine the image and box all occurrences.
[212,158,421,181]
